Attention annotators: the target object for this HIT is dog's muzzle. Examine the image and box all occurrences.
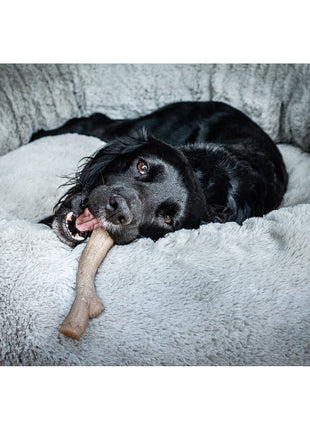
[86,184,142,228]
[104,194,133,225]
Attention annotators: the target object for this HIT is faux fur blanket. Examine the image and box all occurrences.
[0,64,309,365]
[0,135,309,365]
[1,64,310,156]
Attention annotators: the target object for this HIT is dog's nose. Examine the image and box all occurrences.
[106,194,133,225]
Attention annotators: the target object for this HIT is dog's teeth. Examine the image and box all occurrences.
[74,233,85,241]
[66,211,74,222]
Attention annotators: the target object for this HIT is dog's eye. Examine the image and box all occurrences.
[137,160,148,174]
[163,215,173,224]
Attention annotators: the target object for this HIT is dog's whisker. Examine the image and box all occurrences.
[101,210,122,224]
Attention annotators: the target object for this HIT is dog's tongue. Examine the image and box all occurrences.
[75,208,103,232]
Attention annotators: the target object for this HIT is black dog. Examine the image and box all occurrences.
[32,102,288,246]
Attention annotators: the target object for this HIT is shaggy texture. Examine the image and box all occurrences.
[1,64,310,155]
[0,135,309,365]
[0,64,309,365]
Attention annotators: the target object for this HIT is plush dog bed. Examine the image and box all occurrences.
[0,64,309,365]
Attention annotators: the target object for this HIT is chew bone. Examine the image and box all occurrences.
[59,227,114,339]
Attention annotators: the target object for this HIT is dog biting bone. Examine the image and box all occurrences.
[59,227,114,339]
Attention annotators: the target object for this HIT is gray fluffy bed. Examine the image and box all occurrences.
[0,64,309,366]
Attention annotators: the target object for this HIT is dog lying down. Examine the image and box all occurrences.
[35,101,288,246]
[33,101,288,338]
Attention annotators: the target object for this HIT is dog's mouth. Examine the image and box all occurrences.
[54,208,104,247]
[64,211,89,242]
[52,186,142,246]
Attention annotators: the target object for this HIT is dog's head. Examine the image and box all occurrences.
[52,133,210,246]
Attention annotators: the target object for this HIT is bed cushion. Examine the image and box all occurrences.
[0,134,309,365]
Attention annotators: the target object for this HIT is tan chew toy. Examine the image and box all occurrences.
[59,227,114,339]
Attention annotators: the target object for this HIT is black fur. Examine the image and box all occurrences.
[34,101,288,246]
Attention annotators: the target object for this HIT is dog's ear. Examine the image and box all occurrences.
[54,129,151,211]
[77,132,149,189]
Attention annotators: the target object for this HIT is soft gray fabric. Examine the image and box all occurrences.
[0,64,83,155]
[0,64,309,365]
[78,64,310,153]
[1,64,310,156]
[0,135,309,366]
